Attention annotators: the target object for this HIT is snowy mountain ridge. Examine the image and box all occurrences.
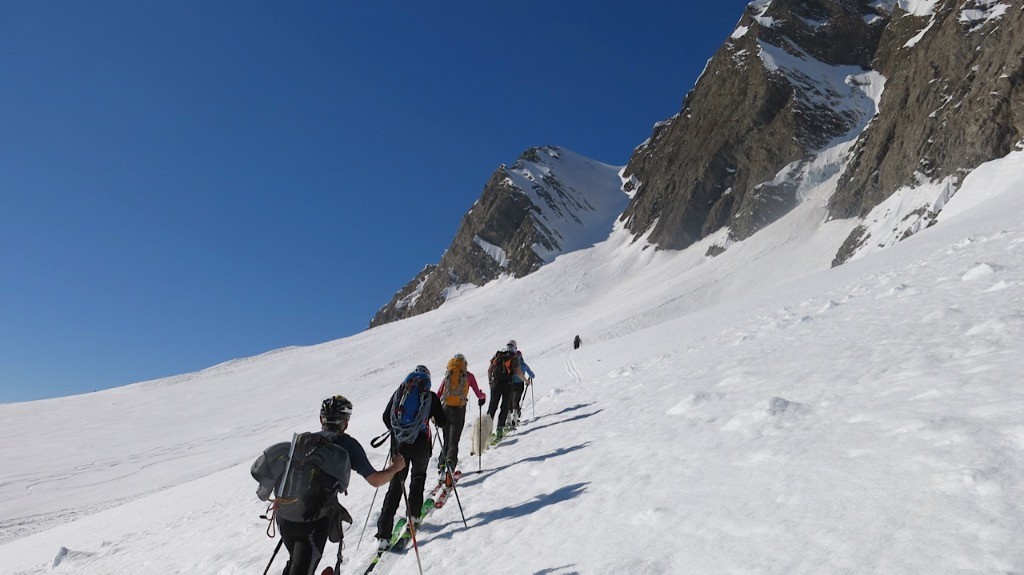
[500,147,628,264]
[370,146,625,327]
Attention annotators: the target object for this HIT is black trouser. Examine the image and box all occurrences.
[510,380,526,419]
[376,432,431,540]
[278,515,329,575]
[439,404,467,468]
[488,379,513,430]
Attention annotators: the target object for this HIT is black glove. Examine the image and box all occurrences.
[478,398,486,407]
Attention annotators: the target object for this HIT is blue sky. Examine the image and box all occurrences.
[0,1,749,402]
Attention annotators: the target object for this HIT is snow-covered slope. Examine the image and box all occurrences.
[1,149,1023,573]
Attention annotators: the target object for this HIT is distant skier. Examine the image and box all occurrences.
[436,353,486,473]
[487,340,529,440]
[252,396,406,575]
[574,334,581,349]
[375,366,449,551]
[509,349,535,429]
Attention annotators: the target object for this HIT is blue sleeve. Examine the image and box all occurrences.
[522,360,535,379]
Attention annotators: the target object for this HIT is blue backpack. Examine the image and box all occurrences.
[389,371,432,444]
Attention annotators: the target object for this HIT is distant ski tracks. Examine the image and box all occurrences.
[563,354,582,385]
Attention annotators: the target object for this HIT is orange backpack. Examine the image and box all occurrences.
[441,356,470,407]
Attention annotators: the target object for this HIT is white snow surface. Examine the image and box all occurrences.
[959,1,1011,32]
[2,153,1024,573]
[473,235,509,268]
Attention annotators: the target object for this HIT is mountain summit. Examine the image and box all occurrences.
[370,146,627,327]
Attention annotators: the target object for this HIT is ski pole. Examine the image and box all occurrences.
[262,539,283,575]
[530,378,536,419]
[357,451,391,551]
[477,402,483,473]
[448,469,468,528]
[399,478,425,575]
[432,422,443,452]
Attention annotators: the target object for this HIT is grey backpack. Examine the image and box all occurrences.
[251,431,351,522]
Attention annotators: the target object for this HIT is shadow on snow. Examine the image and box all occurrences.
[425,482,589,544]
[457,443,590,489]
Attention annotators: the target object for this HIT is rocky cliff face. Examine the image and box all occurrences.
[623,0,1023,265]
[829,0,1024,264]
[370,147,626,327]
[620,0,890,251]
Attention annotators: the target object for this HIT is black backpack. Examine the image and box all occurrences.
[490,350,516,384]
[251,431,351,522]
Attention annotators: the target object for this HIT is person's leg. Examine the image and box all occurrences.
[446,407,467,468]
[487,383,501,419]
[496,381,512,430]
[439,405,456,467]
[278,516,329,575]
[375,462,407,540]
[406,434,432,518]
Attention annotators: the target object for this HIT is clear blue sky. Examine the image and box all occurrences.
[0,1,749,402]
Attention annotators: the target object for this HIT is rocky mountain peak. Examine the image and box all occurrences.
[370,146,626,328]
[619,0,888,251]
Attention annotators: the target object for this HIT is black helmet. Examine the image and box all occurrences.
[414,364,430,377]
[320,395,353,425]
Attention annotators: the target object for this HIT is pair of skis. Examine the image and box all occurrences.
[361,470,463,574]
[490,409,529,447]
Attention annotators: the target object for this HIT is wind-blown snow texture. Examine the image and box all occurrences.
[2,157,1024,573]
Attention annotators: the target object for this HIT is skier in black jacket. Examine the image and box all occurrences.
[273,396,406,575]
[374,366,449,551]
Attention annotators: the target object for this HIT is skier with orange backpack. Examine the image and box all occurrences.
[436,353,486,473]
[487,340,529,440]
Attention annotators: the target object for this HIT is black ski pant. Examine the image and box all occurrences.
[439,404,467,469]
[278,515,329,575]
[510,380,526,420]
[488,379,513,430]
[376,432,431,540]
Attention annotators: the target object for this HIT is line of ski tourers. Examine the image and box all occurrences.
[252,339,535,575]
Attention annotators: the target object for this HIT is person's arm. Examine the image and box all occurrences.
[382,393,393,428]
[340,435,406,488]
[467,372,486,404]
[521,360,535,380]
[365,454,406,488]
[513,356,527,382]
[430,393,449,427]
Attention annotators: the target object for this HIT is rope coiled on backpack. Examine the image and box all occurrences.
[390,374,431,444]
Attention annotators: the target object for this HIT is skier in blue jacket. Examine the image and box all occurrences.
[509,350,535,429]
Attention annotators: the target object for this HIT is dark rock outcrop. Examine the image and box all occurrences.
[620,0,889,250]
[828,0,1024,262]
